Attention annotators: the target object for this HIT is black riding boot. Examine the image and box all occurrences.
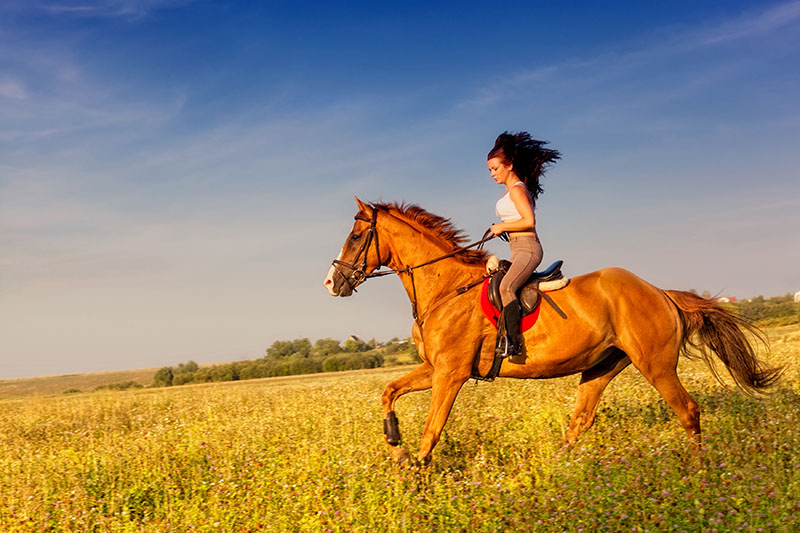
[496,300,523,359]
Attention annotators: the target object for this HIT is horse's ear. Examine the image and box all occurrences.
[354,196,372,215]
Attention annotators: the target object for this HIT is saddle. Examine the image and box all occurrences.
[472,259,569,382]
[488,260,566,316]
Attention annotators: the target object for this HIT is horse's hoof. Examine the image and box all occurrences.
[560,437,577,451]
[391,447,412,465]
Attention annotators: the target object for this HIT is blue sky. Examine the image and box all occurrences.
[1,1,799,379]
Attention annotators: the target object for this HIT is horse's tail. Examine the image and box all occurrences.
[664,290,782,394]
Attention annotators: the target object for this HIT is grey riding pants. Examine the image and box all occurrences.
[500,233,543,307]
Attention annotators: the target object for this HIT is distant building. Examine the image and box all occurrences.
[715,296,737,303]
[794,291,800,303]
[347,335,363,343]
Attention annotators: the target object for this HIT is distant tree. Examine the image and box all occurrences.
[238,360,268,380]
[266,338,312,358]
[288,355,322,375]
[208,365,237,382]
[153,367,173,387]
[176,360,198,374]
[266,340,295,358]
[271,360,292,377]
[701,290,711,299]
[343,338,368,352]
[291,338,312,358]
[312,338,342,357]
[322,352,383,372]
[172,372,194,386]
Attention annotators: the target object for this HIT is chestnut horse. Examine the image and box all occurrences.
[323,198,780,464]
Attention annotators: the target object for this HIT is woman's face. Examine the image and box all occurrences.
[488,156,514,186]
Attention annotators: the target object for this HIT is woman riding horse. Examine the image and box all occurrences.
[324,202,780,465]
[488,132,560,360]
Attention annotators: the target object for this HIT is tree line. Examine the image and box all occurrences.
[688,290,800,326]
[152,337,419,387]
[724,293,800,327]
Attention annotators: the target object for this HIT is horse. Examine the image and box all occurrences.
[323,198,781,465]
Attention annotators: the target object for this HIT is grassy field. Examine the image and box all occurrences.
[0,368,159,400]
[1,325,798,531]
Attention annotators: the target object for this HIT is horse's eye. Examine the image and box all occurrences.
[351,234,361,242]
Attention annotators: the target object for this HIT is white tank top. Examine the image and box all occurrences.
[495,182,533,222]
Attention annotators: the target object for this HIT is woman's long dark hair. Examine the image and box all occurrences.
[488,131,561,202]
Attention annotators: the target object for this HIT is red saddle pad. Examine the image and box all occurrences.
[479,278,541,332]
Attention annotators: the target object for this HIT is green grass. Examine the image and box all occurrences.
[1,326,799,531]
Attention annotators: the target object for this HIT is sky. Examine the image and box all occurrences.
[1,1,799,380]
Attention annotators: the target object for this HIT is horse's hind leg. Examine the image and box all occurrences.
[564,348,631,446]
[626,339,702,446]
[639,364,701,446]
[381,363,433,448]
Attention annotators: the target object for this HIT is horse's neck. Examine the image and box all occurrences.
[382,215,483,313]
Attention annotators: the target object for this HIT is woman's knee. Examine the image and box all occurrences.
[499,280,518,306]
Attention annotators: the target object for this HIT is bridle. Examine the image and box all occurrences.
[331,208,388,292]
[330,208,497,322]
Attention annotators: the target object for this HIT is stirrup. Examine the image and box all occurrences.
[495,335,521,359]
[495,336,510,358]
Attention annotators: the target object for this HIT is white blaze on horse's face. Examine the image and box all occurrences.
[323,250,343,296]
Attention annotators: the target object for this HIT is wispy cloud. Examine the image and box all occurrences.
[692,0,800,46]
[0,79,27,99]
[24,0,196,19]
[0,26,185,143]
[456,1,800,115]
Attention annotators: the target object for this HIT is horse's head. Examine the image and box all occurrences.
[324,197,387,297]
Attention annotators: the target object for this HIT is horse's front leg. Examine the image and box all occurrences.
[417,369,470,465]
[382,362,433,444]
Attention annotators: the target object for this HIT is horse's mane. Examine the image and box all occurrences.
[371,202,488,265]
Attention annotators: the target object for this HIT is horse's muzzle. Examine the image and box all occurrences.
[324,264,355,297]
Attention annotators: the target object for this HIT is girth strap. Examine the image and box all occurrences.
[537,289,567,320]
[471,351,505,382]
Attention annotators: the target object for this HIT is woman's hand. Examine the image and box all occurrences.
[490,224,506,236]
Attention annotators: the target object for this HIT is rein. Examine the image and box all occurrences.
[331,209,497,324]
